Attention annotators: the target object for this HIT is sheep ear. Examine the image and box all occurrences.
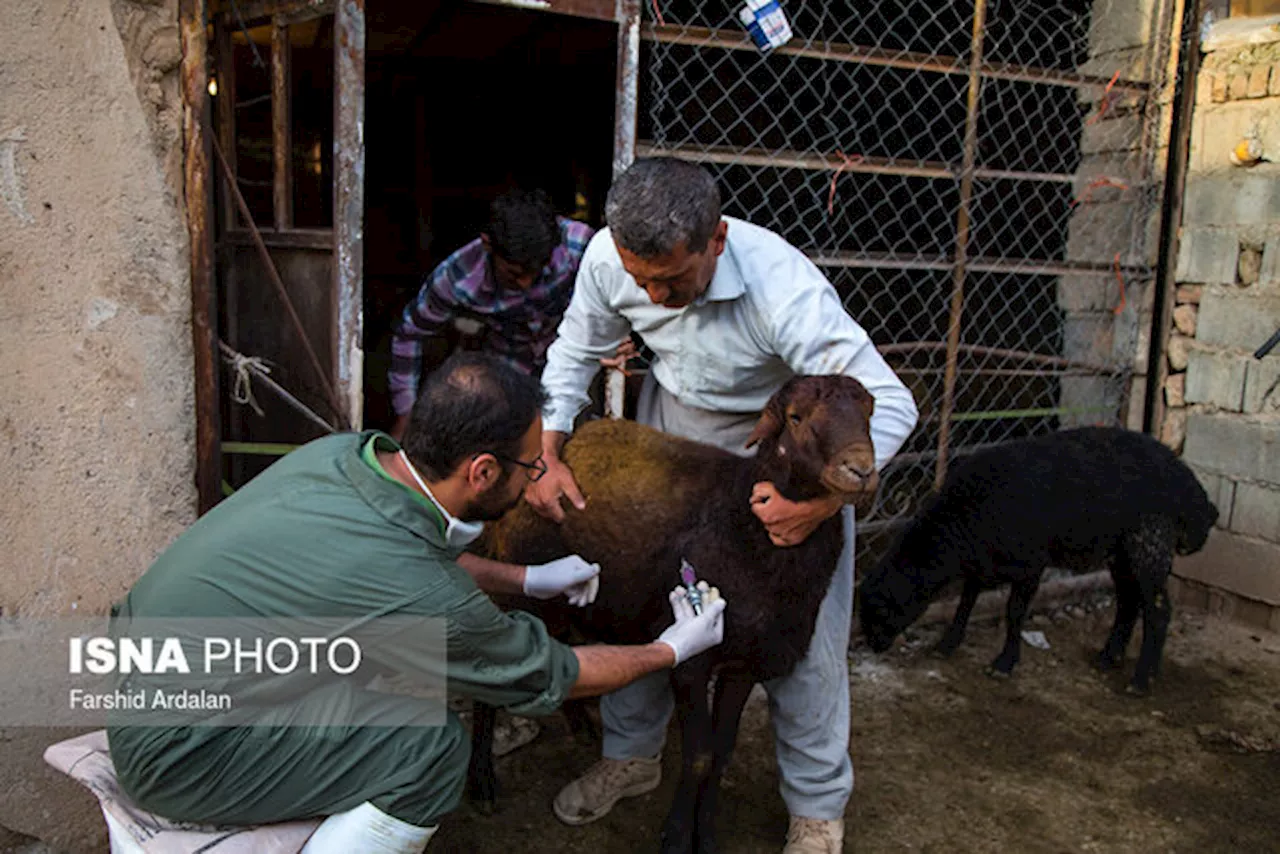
[744,401,783,449]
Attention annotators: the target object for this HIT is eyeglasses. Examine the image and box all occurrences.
[489,452,548,483]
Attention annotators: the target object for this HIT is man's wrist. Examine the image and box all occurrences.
[650,640,678,668]
[543,430,569,460]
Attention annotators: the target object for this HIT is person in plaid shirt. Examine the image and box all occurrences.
[389,189,594,438]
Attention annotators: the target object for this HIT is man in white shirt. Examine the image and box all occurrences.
[526,157,918,854]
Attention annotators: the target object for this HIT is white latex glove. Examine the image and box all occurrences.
[655,586,727,666]
[523,555,601,606]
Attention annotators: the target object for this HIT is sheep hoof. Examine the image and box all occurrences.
[1124,681,1151,698]
[984,665,1013,680]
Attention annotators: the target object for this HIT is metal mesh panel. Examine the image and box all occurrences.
[636,0,1176,564]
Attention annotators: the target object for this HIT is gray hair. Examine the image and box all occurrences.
[604,158,722,257]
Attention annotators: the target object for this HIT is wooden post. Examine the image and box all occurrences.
[334,0,366,430]
[180,0,222,514]
[612,0,641,179]
[271,16,294,230]
[935,0,988,491]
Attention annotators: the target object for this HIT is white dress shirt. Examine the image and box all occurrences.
[541,217,919,470]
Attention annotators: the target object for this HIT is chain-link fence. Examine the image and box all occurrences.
[635,0,1178,565]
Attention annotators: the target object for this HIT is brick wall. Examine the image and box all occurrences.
[1169,15,1280,623]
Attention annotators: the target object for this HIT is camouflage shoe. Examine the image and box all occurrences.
[552,755,662,826]
[783,816,845,853]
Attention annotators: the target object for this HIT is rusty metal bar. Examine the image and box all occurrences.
[334,0,365,430]
[878,341,1116,374]
[210,131,349,426]
[214,15,237,232]
[224,228,333,250]
[935,0,988,491]
[213,11,241,403]
[906,367,1117,378]
[613,0,641,179]
[912,571,1113,633]
[271,16,294,230]
[467,0,617,21]
[210,0,333,25]
[635,142,1077,185]
[810,251,1148,278]
[643,24,1149,95]
[181,0,222,515]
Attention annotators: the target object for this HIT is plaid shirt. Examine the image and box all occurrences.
[389,217,595,415]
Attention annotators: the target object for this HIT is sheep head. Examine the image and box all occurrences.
[744,374,877,504]
[857,551,939,653]
[857,513,958,652]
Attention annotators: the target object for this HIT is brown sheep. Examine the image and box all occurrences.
[470,374,877,854]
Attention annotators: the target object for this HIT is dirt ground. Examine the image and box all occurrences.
[435,600,1280,854]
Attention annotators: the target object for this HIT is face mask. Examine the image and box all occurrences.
[399,450,486,548]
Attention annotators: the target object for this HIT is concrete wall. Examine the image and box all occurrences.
[1060,0,1174,429]
[1168,15,1280,629]
[0,2,191,846]
[0,0,194,618]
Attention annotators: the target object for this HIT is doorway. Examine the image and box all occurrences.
[360,1,620,430]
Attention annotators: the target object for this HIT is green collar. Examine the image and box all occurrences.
[342,431,455,551]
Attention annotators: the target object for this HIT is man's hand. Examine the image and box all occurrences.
[655,586,727,666]
[599,339,639,376]
[524,456,586,522]
[523,555,601,606]
[749,483,844,547]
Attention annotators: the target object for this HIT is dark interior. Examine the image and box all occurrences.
[360,2,619,430]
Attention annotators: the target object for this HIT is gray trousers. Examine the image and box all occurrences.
[599,374,855,821]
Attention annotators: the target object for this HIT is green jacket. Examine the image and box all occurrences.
[111,431,578,716]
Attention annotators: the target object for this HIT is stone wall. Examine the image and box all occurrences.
[1168,14,1280,629]
[0,0,192,847]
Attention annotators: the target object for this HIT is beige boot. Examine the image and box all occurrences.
[782,816,845,853]
[552,755,662,826]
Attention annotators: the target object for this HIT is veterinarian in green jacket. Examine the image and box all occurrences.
[107,352,727,854]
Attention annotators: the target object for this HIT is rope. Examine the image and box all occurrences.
[827,150,864,215]
[218,340,337,433]
[1069,177,1129,209]
[1085,70,1122,127]
[229,351,270,416]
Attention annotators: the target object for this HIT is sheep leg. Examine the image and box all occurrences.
[987,573,1042,678]
[933,577,982,657]
[467,701,499,814]
[661,659,716,854]
[561,698,600,746]
[1127,518,1175,696]
[692,669,757,854]
[1097,569,1142,671]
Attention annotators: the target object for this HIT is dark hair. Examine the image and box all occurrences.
[402,352,547,479]
[484,188,560,270]
[604,157,722,257]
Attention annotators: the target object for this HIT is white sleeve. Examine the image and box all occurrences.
[767,253,919,471]
[541,247,633,434]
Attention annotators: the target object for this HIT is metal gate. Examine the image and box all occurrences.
[636,0,1183,562]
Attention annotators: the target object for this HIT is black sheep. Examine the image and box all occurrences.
[858,426,1218,695]
[472,374,877,854]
